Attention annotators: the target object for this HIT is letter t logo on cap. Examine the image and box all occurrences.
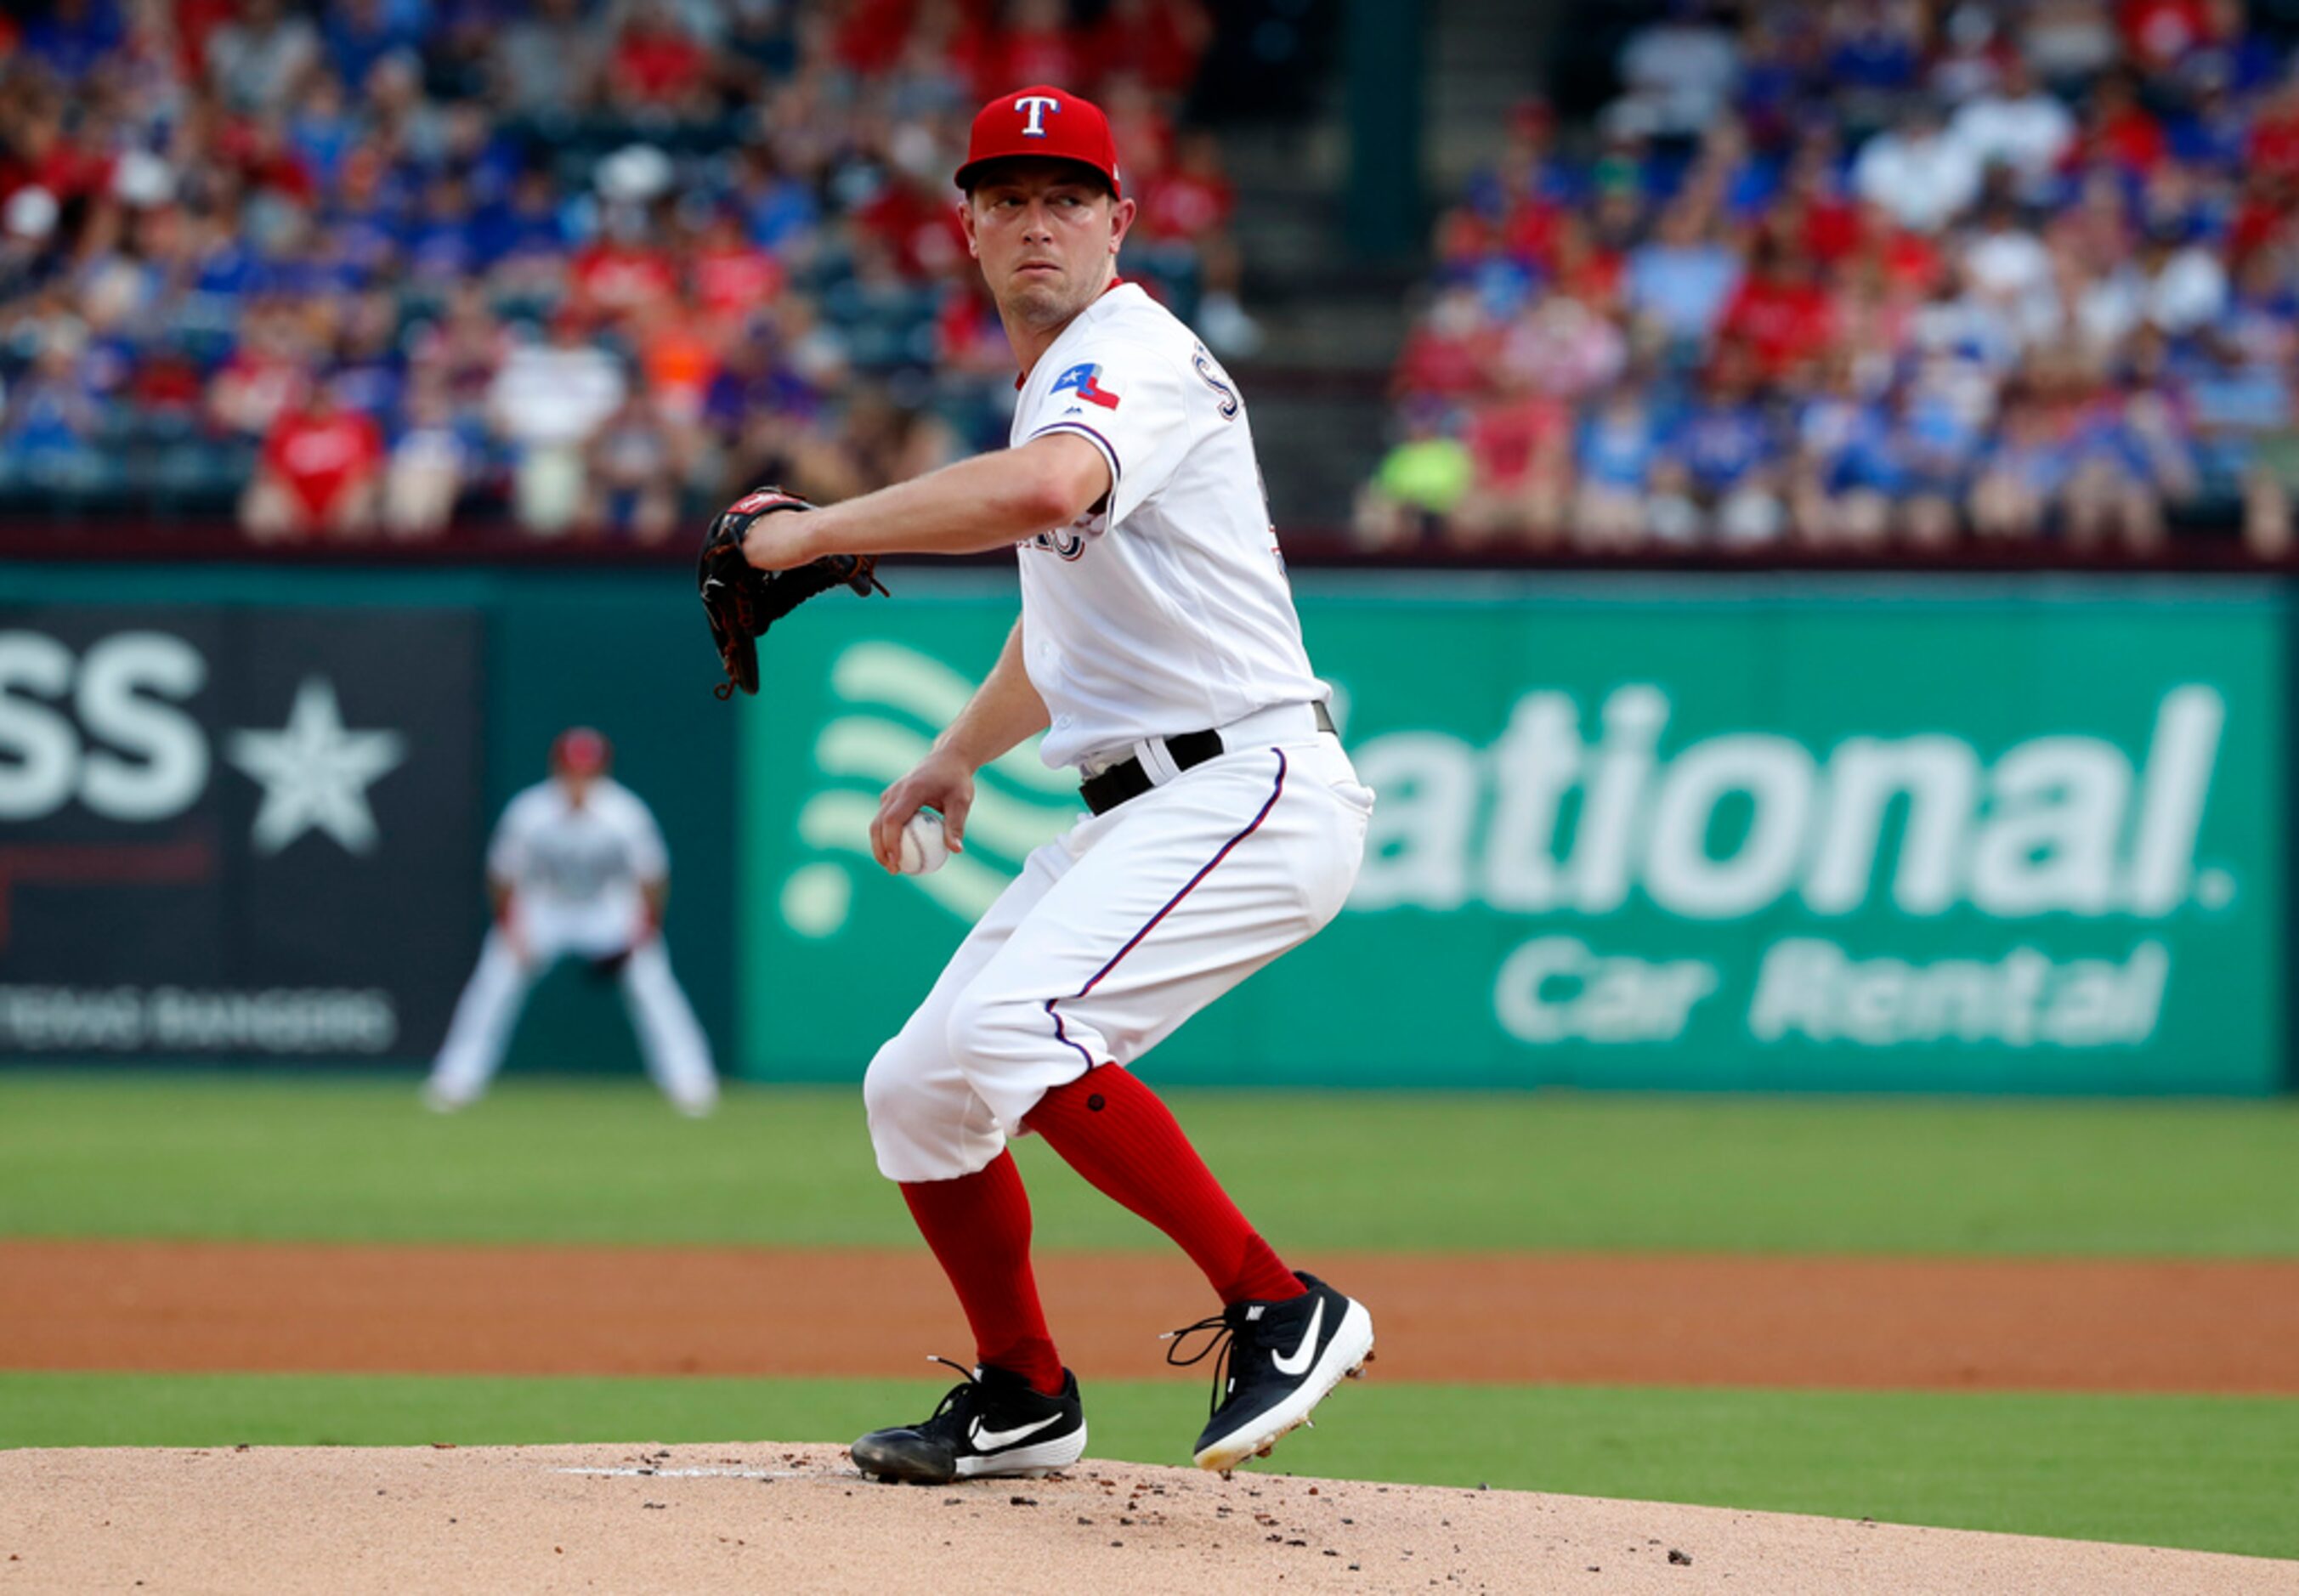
[1016,93,1061,136]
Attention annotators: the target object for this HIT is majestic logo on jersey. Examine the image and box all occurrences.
[1050,362,1121,410]
[1015,94,1062,136]
[1024,528,1089,560]
[1191,342,1239,421]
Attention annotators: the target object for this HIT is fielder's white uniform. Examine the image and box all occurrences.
[428,777,718,1113]
[866,283,1374,1181]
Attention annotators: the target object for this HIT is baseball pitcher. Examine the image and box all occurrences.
[698,85,1375,1483]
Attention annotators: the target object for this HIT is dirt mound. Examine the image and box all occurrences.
[2,1442,2291,1594]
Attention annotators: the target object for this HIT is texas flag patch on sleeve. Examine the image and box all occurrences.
[1050,362,1122,409]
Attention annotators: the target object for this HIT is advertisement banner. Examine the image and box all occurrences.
[0,605,482,1061]
[738,577,2284,1094]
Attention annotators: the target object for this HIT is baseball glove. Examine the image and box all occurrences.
[699,487,890,699]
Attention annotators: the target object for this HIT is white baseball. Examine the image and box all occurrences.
[898,810,951,875]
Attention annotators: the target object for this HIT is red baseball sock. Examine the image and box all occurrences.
[899,1151,1066,1396]
[1025,1063,1305,1306]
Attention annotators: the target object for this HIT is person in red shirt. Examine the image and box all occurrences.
[1453,368,1571,547]
[2121,0,2215,71]
[571,224,680,319]
[1086,0,1209,95]
[690,209,786,326]
[1720,230,1836,382]
[1139,129,1233,244]
[954,0,1087,102]
[1141,129,1259,352]
[243,382,385,540]
[1392,286,1499,402]
[833,0,915,76]
[855,169,970,280]
[2076,72,2169,175]
[2245,75,2299,179]
[608,0,710,110]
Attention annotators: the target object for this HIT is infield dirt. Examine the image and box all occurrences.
[4,1441,2295,1594]
[6,1239,2299,1392]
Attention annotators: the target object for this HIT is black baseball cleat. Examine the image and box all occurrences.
[1168,1271,1375,1474]
[849,1361,1087,1486]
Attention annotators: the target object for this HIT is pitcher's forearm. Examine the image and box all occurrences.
[937,620,1049,771]
[787,436,1111,561]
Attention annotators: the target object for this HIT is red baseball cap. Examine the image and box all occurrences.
[954,85,1123,199]
[551,727,611,777]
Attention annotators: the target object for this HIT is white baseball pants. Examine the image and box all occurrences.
[864,725,1373,1184]
[427,925,718,1114]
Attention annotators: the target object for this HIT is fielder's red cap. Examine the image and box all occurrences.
[551,726,611,777]
[954,85,1122,199]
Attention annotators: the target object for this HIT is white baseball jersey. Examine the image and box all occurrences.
[489,777,667,952]
[1011,281,1325,770]
[432,775,713,1114]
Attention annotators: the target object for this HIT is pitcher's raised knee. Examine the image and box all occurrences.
[862,1035,976,1181]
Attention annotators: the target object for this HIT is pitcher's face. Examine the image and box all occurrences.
[963,160,1134,330]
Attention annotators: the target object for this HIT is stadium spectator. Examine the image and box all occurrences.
[489,311,626,536]
[581,386,684,543]
[1573,387,1665,550]
[1453,367,1572,547]
[383,376,468,539]
[1853,104,1984,233]
[491,0,604,120]
[1354,402,1473,550]
[1949,54,2078,195]
[206,0,320,115]
[1624,199,1742,354]
[242,380,384,539]
[1610,0,1741,140]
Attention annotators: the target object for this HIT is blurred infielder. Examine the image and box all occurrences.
[705,85,1375,1483]
[423,727,717,1117]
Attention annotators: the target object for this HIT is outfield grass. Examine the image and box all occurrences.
[2,1371,2291,1560]
[1,1072,2295,1255]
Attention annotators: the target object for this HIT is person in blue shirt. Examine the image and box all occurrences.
[2183,331,2295,553]
[1657,351,1787,545]
[2058,365,2192,554]
[1573,386,1663,550]
[1896,381,1984,548]
[21,0,124,82]
[1624,198,1743,355]
[1972,384,2070,542]
[1795,365,1905,549]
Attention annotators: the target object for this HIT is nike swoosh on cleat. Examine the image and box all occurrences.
[969,1413,1064,1451]
[1270,1299,1325,1377]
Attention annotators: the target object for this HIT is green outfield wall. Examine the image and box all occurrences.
[737,574,2287,1094]
[0,566,736,1074]
[3,565,2287,1094]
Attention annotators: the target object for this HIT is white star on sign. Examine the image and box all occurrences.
[227,677,407,856]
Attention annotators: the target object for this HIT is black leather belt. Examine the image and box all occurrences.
[1080,702,1336,816]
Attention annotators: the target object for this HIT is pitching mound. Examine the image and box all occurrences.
[3,1443,2291,1594]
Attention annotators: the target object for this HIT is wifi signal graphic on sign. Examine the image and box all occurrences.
[779,642,1077,937]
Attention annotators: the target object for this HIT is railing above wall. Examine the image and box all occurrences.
[1,518,2292,576]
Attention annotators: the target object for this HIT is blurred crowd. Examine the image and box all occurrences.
[1362,0,2299,559]
[0,0,1247,542]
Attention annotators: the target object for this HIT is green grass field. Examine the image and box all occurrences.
[4,1073,2296,1254]
[4,1072,2296,1559]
